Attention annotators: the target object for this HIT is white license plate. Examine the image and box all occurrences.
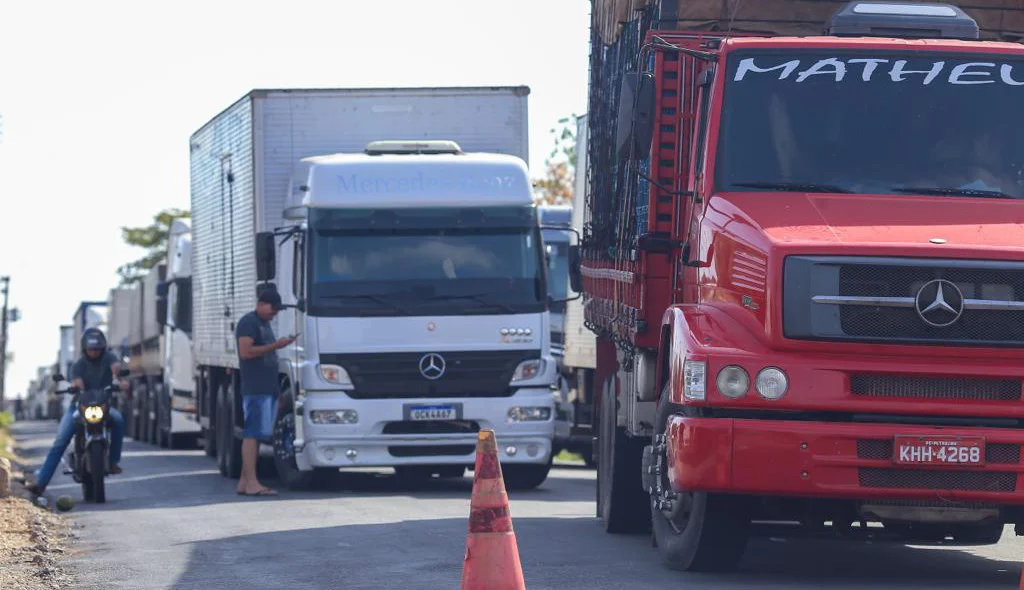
[408,405,458,421]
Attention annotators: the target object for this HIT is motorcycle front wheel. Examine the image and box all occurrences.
[88,443,106,503]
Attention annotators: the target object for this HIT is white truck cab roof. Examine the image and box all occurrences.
[287,142,535,211]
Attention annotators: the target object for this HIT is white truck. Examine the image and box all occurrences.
[55,325,76,418]
[108,219,200,448]
[552,113,596,465]
[190,86,563,490]
[155,219,200,448]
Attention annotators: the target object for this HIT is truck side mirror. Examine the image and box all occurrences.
[615,72,639,160]
[614,72,658,161]
[256,231,276,281]
[568,244,583,294]
[156,294,168,327]
[632,73,657,158]
[155,281,169,298]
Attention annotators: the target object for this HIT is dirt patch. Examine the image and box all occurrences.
[0,494,73,590]
[0,422,73,590]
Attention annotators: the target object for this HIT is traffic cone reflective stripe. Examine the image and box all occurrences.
[460,430,526,590]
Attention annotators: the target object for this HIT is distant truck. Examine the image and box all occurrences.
[109,219,199,448]
[55,325,76,418]
[190,87,564,490]
[548,114,597,465]
[539,204,587,461]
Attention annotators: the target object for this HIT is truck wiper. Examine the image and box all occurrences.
[429,293,516,314]
[730,181,853,194]
[325,294,409,314]
[890,186,1016,199]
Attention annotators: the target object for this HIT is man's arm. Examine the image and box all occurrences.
[236,316,292,360]
[238,336,289,360]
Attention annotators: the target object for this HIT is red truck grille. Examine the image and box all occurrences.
[858,468,1017,492]
[850,374,1021,402]
[857,440,1021,464]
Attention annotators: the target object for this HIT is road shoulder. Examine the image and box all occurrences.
[0,419,73,590]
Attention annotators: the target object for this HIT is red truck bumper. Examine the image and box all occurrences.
[666,416,1024,504]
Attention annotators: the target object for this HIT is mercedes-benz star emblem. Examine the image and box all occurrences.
[914,279,965,328]
[418,353,446,380]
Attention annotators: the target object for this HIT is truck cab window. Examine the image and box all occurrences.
[306,206,545,317]
[715,51,1024,199]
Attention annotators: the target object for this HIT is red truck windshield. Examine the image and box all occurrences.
[715,50,1024,200]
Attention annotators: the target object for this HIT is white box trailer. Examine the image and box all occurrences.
[190,87,561,489]
[106,287,136,361]
[554,113,597,465]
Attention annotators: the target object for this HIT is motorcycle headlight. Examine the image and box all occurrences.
[83,405,105,424]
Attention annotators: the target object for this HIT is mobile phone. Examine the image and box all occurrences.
[289,332,301,339]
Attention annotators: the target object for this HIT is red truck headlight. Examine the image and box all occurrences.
[755,367,789,400]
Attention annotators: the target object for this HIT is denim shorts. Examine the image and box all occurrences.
[242,394,276,440]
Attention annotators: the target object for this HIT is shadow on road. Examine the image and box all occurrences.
[163,516,1022,590]
[11,420,593,512]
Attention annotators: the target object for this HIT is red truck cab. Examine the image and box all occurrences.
[580,0,1024,572]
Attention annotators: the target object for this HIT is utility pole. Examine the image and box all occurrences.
[0,276,10,407]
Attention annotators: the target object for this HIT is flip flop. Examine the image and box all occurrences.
[237,488,279,497]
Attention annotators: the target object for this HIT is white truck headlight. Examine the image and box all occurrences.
[756,367,789,400]
[507,407,552,422]
[511,359,545,383]
[683,360,707,401]
[716,365,749,399]
[309,410,359,424]
[319,364,353,386]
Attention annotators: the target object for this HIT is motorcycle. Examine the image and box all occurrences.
[50,369,129,503]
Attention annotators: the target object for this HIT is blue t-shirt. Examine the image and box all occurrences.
[235,311,279,396]
[70,351,119,391]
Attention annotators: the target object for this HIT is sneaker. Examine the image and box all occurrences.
[109,464,123,475]
[26,483,45,496]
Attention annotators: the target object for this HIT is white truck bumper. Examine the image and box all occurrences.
[295,387,555,471]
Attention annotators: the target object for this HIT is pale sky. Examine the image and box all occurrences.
[0,0,592,398]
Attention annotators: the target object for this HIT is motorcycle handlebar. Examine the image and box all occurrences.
[58,384,119,396]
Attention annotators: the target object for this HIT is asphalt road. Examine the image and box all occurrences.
[11,420,1024,590]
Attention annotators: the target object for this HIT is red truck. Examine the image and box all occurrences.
[575,0,1024,573]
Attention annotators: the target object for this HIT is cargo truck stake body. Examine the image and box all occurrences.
[582,0,1024,572]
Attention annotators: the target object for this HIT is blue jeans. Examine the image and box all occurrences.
[35,406,124,489]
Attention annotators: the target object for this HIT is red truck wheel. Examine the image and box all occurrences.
[650,388,749,572]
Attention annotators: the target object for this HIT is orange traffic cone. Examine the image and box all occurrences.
[459,430,526,590]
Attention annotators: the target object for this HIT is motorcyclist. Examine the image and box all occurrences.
[27,328,128,496]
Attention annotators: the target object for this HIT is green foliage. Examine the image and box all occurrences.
[533,114,580,205]
[118,208,191,285]
[0,410,12,428]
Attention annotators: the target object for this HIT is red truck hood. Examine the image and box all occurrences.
[713,192,1024,255]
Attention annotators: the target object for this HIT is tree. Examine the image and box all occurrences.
[117,208,191,285]
[532,115,579,206]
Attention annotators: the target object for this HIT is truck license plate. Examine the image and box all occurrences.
[408,404,458,421]
[892,436,985,466]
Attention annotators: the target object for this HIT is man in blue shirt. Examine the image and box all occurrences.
[234,289,294,496]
